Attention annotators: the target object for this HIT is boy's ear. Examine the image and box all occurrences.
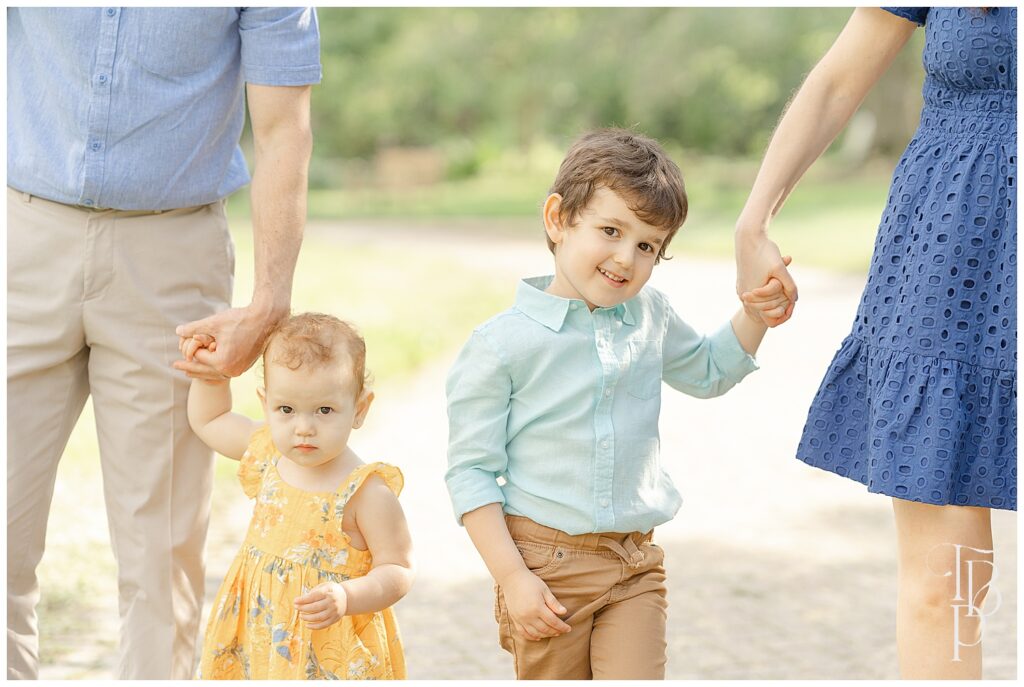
[352,389,374,429]
[256,386,267,409]
[543,193,565,247]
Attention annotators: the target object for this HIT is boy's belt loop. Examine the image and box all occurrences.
[598,535,645,569]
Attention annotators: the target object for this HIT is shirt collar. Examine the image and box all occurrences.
[516,275,638,331]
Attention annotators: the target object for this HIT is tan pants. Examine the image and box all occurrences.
[497,515,668,680]
[6,188,233,679]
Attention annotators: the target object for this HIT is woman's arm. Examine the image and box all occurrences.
[735,7,919,325]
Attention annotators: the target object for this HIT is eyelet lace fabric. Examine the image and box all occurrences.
[797,7,1017,510]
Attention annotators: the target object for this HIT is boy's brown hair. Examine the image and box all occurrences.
[262,312,369,395]
[548,128,688,262]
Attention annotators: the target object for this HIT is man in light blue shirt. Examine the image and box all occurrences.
[7,8,320,679]
[445,129,786,679]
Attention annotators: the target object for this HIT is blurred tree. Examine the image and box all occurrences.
[309,7,925,185]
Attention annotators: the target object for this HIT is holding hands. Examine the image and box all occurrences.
[173,303,288,381]
[735,228,797,327]
[500,568,571,641]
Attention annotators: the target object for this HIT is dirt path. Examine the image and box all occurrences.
[38,223,1016,679]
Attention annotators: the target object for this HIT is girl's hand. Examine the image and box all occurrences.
[294,582,348,629]
[179,334,217,361]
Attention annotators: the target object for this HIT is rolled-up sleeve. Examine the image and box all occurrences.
[239,7,322,85]
[660,296,759,399]
[445,329,512,525]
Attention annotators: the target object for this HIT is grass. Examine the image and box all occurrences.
[230,154,892,274]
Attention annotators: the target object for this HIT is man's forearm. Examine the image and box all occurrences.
[249,123,311,317]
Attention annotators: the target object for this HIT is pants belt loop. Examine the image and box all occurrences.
[21,191,31,203]
[597,535,645,569]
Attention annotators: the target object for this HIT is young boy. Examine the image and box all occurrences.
[444,128,785,679]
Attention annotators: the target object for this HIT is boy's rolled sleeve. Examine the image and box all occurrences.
[445,330,512,525]
[661,296,759,399]
[239,7,322,85]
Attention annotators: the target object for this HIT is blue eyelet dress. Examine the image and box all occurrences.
[797,7,1017,510]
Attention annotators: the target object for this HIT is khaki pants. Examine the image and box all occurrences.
[497,515,668,680]
[6,188,233,679]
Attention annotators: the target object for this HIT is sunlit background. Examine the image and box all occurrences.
[33,7,1016,679]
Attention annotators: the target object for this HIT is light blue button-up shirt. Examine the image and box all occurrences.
[7,7,321,210]
[446,275,759,535]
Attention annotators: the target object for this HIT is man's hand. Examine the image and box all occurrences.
[172,303,286,379]
[500,568,571,641]
[294,582,348,630]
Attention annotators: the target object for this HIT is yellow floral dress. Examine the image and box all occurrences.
[199,426,406,680]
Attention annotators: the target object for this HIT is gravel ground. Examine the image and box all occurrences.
[36,225,1016,679]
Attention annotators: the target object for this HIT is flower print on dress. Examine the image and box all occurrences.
[198,427,407,679]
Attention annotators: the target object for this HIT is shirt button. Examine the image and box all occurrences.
[83,199,94,206]
[97,74,108,84]
[604,388,612,398]
[599,499,610,508]
[106,8,117,16]
[600,440,609,449]
[570,303,578,310]
[90,141,102,151]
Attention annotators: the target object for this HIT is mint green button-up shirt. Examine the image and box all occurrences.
[445,275,759,535]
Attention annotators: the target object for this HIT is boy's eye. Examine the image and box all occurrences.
[638,242,654,253]
[602,226,619,237]
[279,406,293,414]
[317,407,333,415]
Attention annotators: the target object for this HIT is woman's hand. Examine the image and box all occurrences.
[735,227,797,327]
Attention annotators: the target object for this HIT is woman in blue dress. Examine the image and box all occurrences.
[734,7,1015,679]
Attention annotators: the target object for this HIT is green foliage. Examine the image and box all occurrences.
[309,7,924,180]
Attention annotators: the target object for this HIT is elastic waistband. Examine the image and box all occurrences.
[917,106,1017,142]
[923,81,1016,116]
[505,514,652,551]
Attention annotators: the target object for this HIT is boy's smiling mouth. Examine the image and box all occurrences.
[598,267,628,285]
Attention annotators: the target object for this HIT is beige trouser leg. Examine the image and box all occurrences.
[6,188,234,679]
[497,515,668,680]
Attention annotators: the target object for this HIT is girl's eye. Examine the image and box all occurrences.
[279,406,293,414]
[317,407,333,415]
[602,226,619,237]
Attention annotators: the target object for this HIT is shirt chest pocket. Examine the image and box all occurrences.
[627,340,663,400]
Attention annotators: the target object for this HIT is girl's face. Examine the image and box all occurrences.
[259,359,372,469]
[544,187,667,311]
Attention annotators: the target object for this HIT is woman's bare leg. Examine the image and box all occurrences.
[892,499,995,679]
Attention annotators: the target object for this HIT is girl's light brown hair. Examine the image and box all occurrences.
[548,128,688,263]
[261,313,369,395]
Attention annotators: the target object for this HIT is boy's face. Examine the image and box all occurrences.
[258,357,373,469]
[544,186,667,310]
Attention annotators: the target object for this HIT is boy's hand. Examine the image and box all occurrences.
[294,582,348,630]
[741,277,790,322]
[500,568,571,641]
[740,256,794,324]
